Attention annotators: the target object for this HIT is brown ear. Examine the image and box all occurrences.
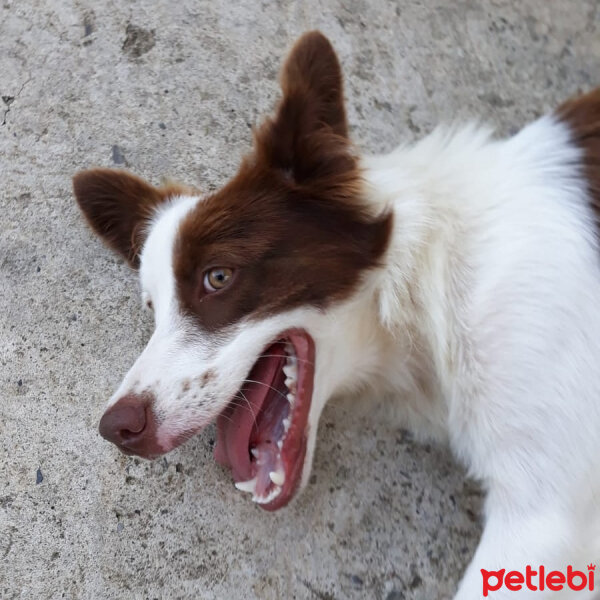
[255,31,351,183]
[72,168,175,268]
[280,30,348,138]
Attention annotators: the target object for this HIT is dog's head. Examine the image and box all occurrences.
[73,32,392,510]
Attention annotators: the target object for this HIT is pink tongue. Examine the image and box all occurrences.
[214,345,285,482]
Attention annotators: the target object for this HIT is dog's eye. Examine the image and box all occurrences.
[204,267,234,292]
[146,299,153,310]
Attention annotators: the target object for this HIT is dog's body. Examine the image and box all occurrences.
[364,114,600,597]
[73,33,600,598]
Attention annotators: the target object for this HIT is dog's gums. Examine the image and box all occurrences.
[214,329,314,510]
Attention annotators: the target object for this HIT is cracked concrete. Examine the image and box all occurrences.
[0,1,599,599]
[1,79,30,126]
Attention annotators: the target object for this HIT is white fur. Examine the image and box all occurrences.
[108,114,600,598]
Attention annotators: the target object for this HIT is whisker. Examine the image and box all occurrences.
[233,390,259,428]
[243,379,290,403]
[213,411,235,426]
[256,353,315,367]
[224,398,253,413]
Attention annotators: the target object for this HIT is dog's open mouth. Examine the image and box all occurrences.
[214,329,315,511]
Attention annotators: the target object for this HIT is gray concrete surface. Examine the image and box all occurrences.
[1,1,599,598]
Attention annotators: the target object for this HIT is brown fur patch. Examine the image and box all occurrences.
[173,32,392,331]
[72,168,194,267]
[199,370,215,386]
[557,88,600,220]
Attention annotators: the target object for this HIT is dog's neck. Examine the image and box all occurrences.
[349,128,499,440]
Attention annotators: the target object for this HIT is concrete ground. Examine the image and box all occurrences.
[1,1,598,598]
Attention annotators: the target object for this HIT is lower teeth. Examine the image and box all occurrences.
[252,485,282,504]
[269,469,285,486]
[235,442,287,503]
[235,477,257,493]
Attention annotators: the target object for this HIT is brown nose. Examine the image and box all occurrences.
[99,394,162,458]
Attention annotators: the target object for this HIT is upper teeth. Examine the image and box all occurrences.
[283,364,297,379]
[283,352,297,403]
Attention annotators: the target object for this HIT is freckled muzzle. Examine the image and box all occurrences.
[98,329,316,512]
[98,394,165,458]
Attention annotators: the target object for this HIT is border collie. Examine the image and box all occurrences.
[73,32,600,598]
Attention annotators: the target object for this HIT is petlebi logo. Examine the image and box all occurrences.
[481,564,596,596]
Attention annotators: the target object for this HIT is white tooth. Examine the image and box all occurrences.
[286,393,295,404]
[277,440,283,450]
[252,485,282,504]
[235,477,257,493]
[283,364,297,379]
[282,417,291,430]
[287,355,297,367]
[250,448,259,458]
[269,470,285,486]
[284,378,296,392]
[284,343,294,356]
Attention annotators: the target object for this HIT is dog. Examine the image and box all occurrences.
[73,31,600,598]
